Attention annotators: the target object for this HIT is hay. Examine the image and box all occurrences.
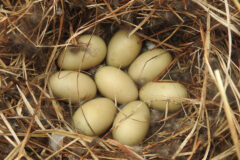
[0,0,240,159]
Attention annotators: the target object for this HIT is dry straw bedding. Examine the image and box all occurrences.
[0,0,240,159]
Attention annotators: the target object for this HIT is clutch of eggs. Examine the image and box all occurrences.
[49,29,188,146]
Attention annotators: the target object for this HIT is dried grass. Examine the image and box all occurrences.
[0,0,240,159]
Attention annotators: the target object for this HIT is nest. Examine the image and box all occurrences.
[1,0,240,159]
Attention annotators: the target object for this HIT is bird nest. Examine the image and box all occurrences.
[1,0,240,159]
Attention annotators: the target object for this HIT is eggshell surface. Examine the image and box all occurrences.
[128,49,172,85]
[49,71,96,103]
[72,98,116,136]
[95,66,138,104]
[107,30,142,68]
[58,34,107,70]
[139,81,188,112]
[112,101,150,146]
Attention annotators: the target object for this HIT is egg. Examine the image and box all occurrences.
[72,98,116,136]
[128,49,172,86]
[57,34,107,70]
[107,30,142,68]
[49,71,96,104]
[139,81,188,112]
[112,101,150,146]
[94,66,138,104]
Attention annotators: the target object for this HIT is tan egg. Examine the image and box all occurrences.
[49,71,96,104]
[57,34,107,70]
[139,81,188,112]
[128,49,172,86]
[72,98,117,136]
[95,66,138,104]
[112,101,150,146]
[107,30,142,68]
